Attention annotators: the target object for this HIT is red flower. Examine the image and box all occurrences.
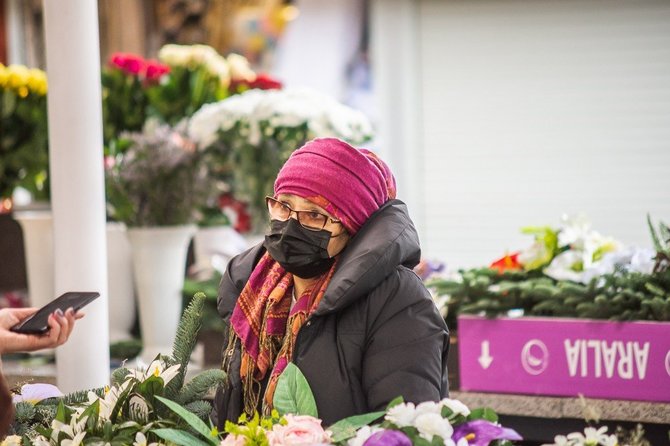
[490,252,522,273]
[230,73,283,92]
[247,73,282,90]
[109,52,146,76]
[144,59,170,83]
[218,193,252,233]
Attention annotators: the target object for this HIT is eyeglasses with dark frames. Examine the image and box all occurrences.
[266,196,342,231]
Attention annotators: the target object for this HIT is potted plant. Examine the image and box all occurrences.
[105,119,215,364]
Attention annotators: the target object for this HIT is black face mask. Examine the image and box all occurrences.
[264,219,336,278]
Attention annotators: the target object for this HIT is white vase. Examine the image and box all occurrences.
[127,225,196,364]
[14,210,55,310]
[192,225,248,277]
[106,222,135,342]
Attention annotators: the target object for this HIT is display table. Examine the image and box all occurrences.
[452,390,670,444]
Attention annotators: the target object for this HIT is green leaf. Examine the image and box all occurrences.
[647,214,662,252]
[273,363,318,417]
[152,428,213,446]
[328,410,386,443]
[155,396,218,445]
[386,396,404,410]
[467,407,499,423]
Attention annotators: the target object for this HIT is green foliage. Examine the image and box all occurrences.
[429,266,670,329]
[176,369,227,406]
[329,411,386,443]
[155,396,218,445]
[165,292,206,400]
[183,273,226,332]
[0,65,49,200]
[273,363,318,418]
[10,294,226,445]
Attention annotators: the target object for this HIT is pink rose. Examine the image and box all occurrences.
[267,415,331,446]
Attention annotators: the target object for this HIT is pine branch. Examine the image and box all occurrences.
[183,400,213,421]
[175,369,227,405]
[164,292,205,400]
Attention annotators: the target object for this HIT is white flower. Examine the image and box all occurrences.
[415,400,442,416]
[128,359,181,385]
[227,53,256,82]
[134,432,148,446]
[542,435,569,446]
[385,402,417,427]
[346,425,383,446]
[61,432,87,446]
[30,436,50,446]
[439,398,471,417]
[0,435,22,446]
[567,426,614,445]
[414,412,454,442]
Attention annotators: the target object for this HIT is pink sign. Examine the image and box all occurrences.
[458,315,670,402]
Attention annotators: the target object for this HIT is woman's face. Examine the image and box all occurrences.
[275,194,350,257]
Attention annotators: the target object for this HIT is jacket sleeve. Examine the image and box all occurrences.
[362,268,450,410]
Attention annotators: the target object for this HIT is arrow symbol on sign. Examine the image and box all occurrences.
[478,340,493,369]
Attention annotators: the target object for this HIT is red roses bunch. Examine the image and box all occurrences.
[102,52,171,144]
[108,53,170,83]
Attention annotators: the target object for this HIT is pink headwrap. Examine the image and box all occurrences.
[274,138,397,235]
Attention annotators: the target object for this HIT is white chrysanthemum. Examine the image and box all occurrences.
[414,412,454,442]
[227,53,256,82]
[0,435,22,446]
[439,398,471,417]
[385,402,417,427]
[346,425,383,446]
[415,400,442,416]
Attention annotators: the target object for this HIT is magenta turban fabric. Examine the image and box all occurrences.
[274,138,397,234]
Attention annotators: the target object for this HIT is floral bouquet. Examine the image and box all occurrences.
[188,87,374,232]
[7,294,226,445]
[101,53,170,144]
[216,363,521,446]
[0,63,49,201]
[428,215,670,328]
[104,119,215,227]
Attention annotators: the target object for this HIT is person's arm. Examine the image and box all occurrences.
[0,307,83,355]
[362,269,450,410]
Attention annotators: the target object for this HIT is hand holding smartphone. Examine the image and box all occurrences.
[10,291,100,335]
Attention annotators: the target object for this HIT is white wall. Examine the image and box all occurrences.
[416,0,670,268]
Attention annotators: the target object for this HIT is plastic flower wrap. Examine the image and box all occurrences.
[188,87,374,231]
[0,63,49,200]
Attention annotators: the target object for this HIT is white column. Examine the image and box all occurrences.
[6,0,27,64]
[42,0,110,392]
[369,0,424,233]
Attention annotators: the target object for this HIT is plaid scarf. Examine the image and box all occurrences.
[224,252,337,417]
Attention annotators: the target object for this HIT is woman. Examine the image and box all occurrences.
[213,138,449,427]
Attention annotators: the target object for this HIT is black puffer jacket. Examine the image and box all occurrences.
[212,200,449,427]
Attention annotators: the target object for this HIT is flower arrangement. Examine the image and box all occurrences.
[101,53,170,144]
[188,87,374,231]
[542,425,654,446]
[104,119,215,227]
[8,294,226,445]
[0,63,49,201]
[429,215,670,328]
[214,363,521,446]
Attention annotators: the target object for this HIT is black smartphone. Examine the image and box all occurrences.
[10,291,100,335]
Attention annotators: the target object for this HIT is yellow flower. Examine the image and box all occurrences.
[7,64,29,89]
[27,68,48,95]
